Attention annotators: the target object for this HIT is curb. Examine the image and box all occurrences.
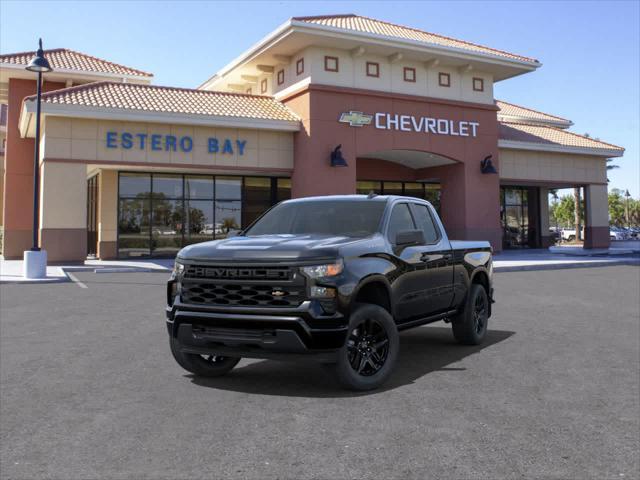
[494,259,640,273]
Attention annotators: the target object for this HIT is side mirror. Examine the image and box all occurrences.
[395,229,425,246]
[226,229,242,238]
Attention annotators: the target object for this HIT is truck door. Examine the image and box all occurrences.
[409,202,455,315]
[386,202,426,321]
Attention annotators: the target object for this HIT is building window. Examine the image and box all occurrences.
[356,181,441,213]
[438,72,450,87]
[296,58,304,75]
[324,55,339,72]
[366,62,380,78]
[403,67,416,82]
[260,78,268,94]
[277,69,284,85]
[117,173,291,258]
[473,77,484,92]
[245,87,252,94]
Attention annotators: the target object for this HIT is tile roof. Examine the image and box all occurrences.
[26,81,299,122]
[499,122,624,154]
[0,48,152,78]
[496,100,571,126]
[293,14,538,64]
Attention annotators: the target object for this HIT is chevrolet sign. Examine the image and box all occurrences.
[338,111,374,127]
[339,111,480,137]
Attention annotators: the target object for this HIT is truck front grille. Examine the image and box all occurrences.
[181,283,305,307]
[184,265,291,281]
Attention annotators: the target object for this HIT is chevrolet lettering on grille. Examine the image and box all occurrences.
[187,266,290,280]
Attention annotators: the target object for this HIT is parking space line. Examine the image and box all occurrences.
[66,272,88,289]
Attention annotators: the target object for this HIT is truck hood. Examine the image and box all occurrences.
[177,234,363,262]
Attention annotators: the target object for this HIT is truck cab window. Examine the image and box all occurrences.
[412,204,440,244]
[387,203,415,243]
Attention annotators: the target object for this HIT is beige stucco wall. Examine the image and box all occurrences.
[499,149,607,184]
[42,117,294,170]
[585,184,609,227]
[39,161,86,229]
[271,46,494,104]
[98,169,118,243]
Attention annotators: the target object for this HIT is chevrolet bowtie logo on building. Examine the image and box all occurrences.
[339,111,373,127]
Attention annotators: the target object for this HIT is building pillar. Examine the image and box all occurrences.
[2,78,65,259]
[421,160,502,252]
[98,170,118,259]
[539,187,553,247]
[39,161,87,262]
[285,91,357,198]
[584,184,610,249]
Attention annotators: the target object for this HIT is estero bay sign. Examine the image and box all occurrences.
[339,111,480,137]
[105,131,248,155]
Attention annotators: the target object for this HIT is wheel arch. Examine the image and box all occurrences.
[351,275,393,317]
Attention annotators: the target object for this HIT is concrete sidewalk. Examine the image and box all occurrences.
[0,257,173,284]
[1,250,637,284]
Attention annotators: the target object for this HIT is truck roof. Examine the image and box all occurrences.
[283,194,426,204]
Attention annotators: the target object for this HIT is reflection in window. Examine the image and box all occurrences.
[118,198,150,257]
[185,200,214,246]
[153,175,183,198]
[152,199,184,256]
[119,173,151,197]
[216,177,241,200]
[117,173,291,256]
[216,201,242,238]
[185,176,214,200]
[243,177,272,227]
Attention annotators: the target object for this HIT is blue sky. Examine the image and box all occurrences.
[2,0,638,196]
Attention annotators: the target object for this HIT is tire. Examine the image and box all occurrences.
[333,303,399,391]
[451,284,489,346]
[169,335,241,377]
[567,235,575,242]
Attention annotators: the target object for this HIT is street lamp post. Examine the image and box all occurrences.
[23,39,52,279]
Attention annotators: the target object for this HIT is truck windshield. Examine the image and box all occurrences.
[244,200,386,237]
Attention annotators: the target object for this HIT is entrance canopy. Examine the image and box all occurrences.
[358,149,456,169]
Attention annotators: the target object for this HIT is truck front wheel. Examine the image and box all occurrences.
[333,303,399,391]
[170,336,241,377]
[451,284,489,345]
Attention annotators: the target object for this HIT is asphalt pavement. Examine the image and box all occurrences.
[1,266,638,479]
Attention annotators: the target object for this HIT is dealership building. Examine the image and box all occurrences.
[0,14,624,261]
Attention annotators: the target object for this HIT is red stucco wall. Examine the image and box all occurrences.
[283,84,502,250]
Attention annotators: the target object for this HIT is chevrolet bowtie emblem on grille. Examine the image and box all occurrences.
[339,111,373,127]
[271,290,286,297]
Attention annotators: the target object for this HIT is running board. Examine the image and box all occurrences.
[396,309,458,331]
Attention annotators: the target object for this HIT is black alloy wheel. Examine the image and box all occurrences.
[451,283,489,345]
[472,293,487,334]
[333,303,399,391]
[347,318,390,376]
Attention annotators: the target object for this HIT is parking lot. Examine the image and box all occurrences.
[1,266,638,479]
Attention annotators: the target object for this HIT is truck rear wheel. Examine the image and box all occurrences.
[170,336,241,377]
[333,303,399,391]
[451,284,489,345]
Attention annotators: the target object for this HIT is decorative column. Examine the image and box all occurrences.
[584,184,610,249]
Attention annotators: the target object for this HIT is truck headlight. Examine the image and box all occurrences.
[172,260,185,277]
[301,259,343,279]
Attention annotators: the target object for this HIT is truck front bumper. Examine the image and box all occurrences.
[166,299,348,362]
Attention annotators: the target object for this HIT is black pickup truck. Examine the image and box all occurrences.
[166,195,494,390]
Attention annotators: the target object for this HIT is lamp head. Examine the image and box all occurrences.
[480,155,498,174]
[330,144,348,167]
[26,39,53,73]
